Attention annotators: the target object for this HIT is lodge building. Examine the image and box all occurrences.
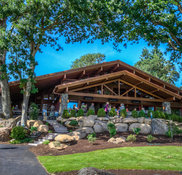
[1,60,182,116]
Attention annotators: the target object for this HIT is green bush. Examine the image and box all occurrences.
[70,110,76,117]
[138,110,145,117]
[147,110,154,118]
[62,109,70,118]
[69,120,78,126]
[147,135,155,143]
[109,108,117,117]
[153,110,160,118]
[77,109,84,117]
[126,134,136,142]
[97,108,106,117]
[107,123,116,138]
[42,140,50,145]
[132,110,138,118]
[87,133,96,144]
[170,114,182,122]
[29,103,39,120]
[10,126,26,140]
[159,111,165,119]
[87,109,95,116]
[48,130,53,133]
[30,126,37,133]
[133,128,141,135]
[120,109,127,118]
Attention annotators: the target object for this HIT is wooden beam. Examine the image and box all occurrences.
[121,87,134,96]
[104,84,117,96]
[112,63,120,72]
[120,79,162,99]
[118,80,120,95]
[150,89,159,93]
[79,70,86,79]
[68,91,165,102]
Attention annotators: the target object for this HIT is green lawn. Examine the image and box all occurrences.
[38,146,182,173]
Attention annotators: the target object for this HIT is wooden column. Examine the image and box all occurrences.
[118,80,120,95]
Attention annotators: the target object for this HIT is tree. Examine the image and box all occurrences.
[134,47,179,85]
[71,53,105,69]
[7,1,111,126]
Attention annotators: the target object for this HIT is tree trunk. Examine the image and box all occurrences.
[21,80,32,126]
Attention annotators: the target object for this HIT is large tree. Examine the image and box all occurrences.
[135,47,179,85]
[71,53,105,69]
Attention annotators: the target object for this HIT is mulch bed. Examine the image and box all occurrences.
[30,132,182,156]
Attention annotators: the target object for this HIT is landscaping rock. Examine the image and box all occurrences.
[151,119,168,135]
[27,120,36,128]
[144,118,152,125]
[0,116,21,128]
[69,131,86,140]
[114,117,123,123]
[55,134,75,143]
[123,117,138,123]
[78,167,115,175]
[97,117,109,121]
[33,120,43,128]
[137,117,145,123]
[0,127,10,142]
[82,117,95,127]
[115,123,128,132]
[48,141,68,150]
[38,125,49,132]
[129,123,151,134]
[93,121,108,133]
[108,137,126,144]
[79,127,94,134]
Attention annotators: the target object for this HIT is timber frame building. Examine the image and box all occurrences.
[1,60,182,115]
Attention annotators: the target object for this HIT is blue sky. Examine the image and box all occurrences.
[35,39,181,87]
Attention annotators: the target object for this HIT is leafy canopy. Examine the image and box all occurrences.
[135,47,179,85]
[71,53,105,69]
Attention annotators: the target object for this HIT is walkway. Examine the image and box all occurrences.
[0,144,48,175]
[46,120,68,133]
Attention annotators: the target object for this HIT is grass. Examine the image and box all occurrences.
[38,146,182,173]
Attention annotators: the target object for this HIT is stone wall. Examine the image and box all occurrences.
[59,115,172,136]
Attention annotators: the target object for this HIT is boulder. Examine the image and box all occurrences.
[0,127,10,142]
[38,125,49,132]
[55,134,75,143]
[33,120,43,128]
[78,127,94,134]
[97,117,109,121]
[78,167,115,175]
[123,117,138,123]
[82,117,95,127]
[108,137,126,144]
[129,123,151,134]
[144,118,152,125]
[137,117,145,123]
[151,119,168,135]
[48,141,68,150]
[115,123,128,132]
[27,120,36,128]
[93,121,108,133]
[69,131,86,140]
[114,117,123,123]
[0,116,21,128]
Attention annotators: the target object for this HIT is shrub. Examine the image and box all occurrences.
[153,110,160,118]
[70,110,76,117]
[48,130,53,133]
[10,126,26,140]
[138,110,145,117]
[42,140,50,145]
[87,109,95,116]
[126,134,136,142]
[147,135,155,143]
[62,109,70,118]
[29,103,39,120]
[69,120,78,126]
[97,108,106,117]
[147,110,154,118]
[30,126,37,133]
[132,110,138,118]
[120,109,127,118]
[159,111,166,119]
[133,128,141,135]
[77,109,84,117]
[109,108,117,117]
[170,114,182,122]
[87,133,96,144]
[107,123,116,137]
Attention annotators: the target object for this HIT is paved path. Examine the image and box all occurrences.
[0,144,48,175]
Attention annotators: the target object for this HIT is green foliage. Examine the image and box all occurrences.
[77,109,84,117]
[132,110,138,118]
[138,110,145,117]
[87,109,95,116]
[168,114,182,122]
[120,109,127,118]
[153,111,160,118]
[62,110,70,119]
[69,120,78,126]
[166,123,182,138]
[10,138,32,144]
[133,128,141,135]
[107,123,116,138]
[48,130,53,133]
[126,134,136,142]
[29,103,39,120]
[71,53,105,69]
[10,126,26,140]
[147,110,154,118]
[147,135,155,143]
[87,133,96,144]
[109,108,117,117]
[97,108,106,117]
[30,126,37,133]
[135,48,179,84]
[70,110,76,117]
[43,140,50,145]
